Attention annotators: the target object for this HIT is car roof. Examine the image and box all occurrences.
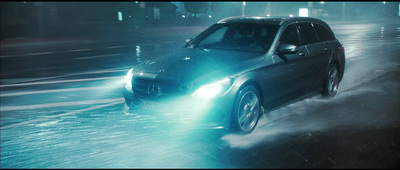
[217,16,327,26]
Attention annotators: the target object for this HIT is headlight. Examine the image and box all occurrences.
[192,78,232,98]
[125,68,134,91]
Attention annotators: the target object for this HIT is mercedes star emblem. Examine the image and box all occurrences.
[148,83,161,97]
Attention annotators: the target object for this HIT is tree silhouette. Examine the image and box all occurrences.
[184,2,207,15]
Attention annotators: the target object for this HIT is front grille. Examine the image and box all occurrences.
[132,77,187,100]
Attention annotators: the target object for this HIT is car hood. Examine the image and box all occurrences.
[133,48,265,85]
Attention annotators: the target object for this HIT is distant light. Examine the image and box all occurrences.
[135,1,138,3]
[139,2,146,8]
[118,11,123,21]
[266,14,271,17]
[243,1,246,6]
[182,15,186,18]
[208,15,212,18]
[320,1,324,4]
[289,14,294,17]
[299,8,309,17]
[383,1,386,4]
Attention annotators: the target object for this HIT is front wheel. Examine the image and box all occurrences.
[230,86,261,134]
[322,64,340,97]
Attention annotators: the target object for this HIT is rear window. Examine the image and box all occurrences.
[314,23,336,42]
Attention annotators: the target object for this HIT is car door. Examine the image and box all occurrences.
[297,22,327,93]
[267,23,311,106]
[313,23,337,83]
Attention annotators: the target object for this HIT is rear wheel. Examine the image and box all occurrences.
[322,64,339,97]
[231,86,261,134]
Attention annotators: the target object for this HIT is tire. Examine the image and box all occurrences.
[230,86,261,134]
[322,64,340,97]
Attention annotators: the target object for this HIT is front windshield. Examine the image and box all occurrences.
[190,23,279,53]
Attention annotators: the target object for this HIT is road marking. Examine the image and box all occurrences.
[69,49,91,52]
[0,85,118,97]
[106,46,125,49]
[0,42,175,58]
[136,42,178,46]
[1,47,98,58]
[1,48,93,58]
[75,54,122,60]
[26,52,55,55]
[0,51,64,58]
[0,99,125,130]
[137,43,152,46]
[0,76,124,88]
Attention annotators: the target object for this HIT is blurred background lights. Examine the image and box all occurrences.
[299,8,309,17]
[117,11,123,21]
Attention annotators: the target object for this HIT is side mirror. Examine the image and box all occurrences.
[277,43,298,54]
[185,38,193,46]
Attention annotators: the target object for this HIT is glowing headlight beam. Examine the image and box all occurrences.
[192,78,232,98]
[125,68,134,91]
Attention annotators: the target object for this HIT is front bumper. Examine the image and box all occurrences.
[123,88,234,130]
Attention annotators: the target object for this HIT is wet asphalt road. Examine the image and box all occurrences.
[1,20,400,168]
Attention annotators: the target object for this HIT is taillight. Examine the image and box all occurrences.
[339,43,344,51]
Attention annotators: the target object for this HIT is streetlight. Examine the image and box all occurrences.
[242,2,246,16]
[342,2,346,21]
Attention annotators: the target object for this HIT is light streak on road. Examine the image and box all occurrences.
[0,76,124,88]
[0,98,124,112]
[0,85,119,97]
[75,54,123,60]
[106,46,125,49]
[0,46,125,58]
[0,99,124,130]
[26,52,54,56]
[0,41,178,58]
[68,49,91,52]
[1,67,130,85]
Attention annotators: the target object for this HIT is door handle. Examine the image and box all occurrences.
[324,47,329,51]
[299,52,306,56]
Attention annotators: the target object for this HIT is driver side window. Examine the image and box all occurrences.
[280,24,300,46]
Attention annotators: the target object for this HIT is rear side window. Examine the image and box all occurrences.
[314,23,336,42]
[298,23,319,45]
